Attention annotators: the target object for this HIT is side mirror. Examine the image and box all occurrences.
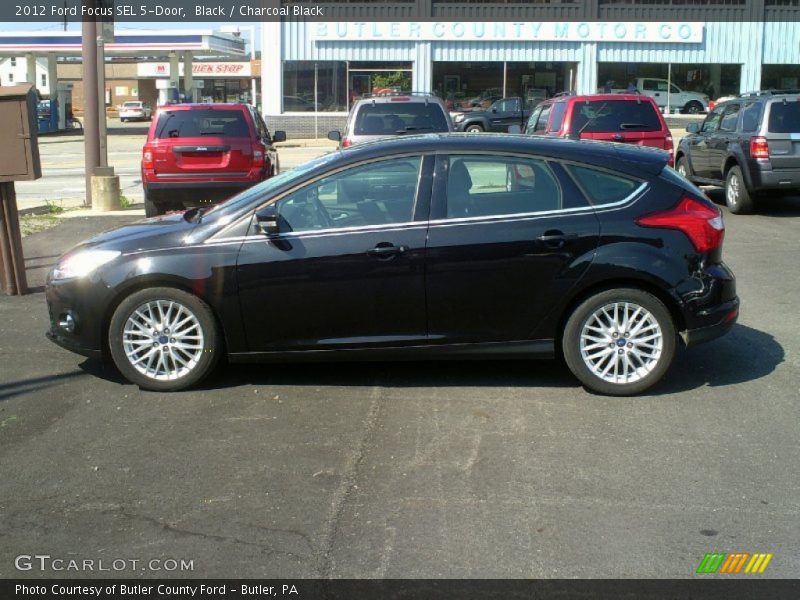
[273,130,287,143]
[327,130,341,142]
[255,205,279,236]
[686,122,700,133]
[491,107,498,114]
[508,124,522,134]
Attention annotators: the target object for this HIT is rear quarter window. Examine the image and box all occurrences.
[570,100,662,133]
[567,164,640,204]
[767,101,800,133]
[154,109,250,139]
[354,102,449,135]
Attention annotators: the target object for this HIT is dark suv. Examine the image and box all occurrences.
[524,94,674,166]
[675,93,800,214]
[141,104,286,217]
[453,97,532,133]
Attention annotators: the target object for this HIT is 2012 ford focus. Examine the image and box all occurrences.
[46,134,739,395]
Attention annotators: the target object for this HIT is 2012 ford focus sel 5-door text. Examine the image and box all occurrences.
[46,134,739,395]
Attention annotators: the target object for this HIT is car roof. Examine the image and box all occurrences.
[157,103,250,111]
[353,94,445,106]
[333,133,669,177]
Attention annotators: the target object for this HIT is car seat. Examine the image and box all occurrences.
[447,160,473,217]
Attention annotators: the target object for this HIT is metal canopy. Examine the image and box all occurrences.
[0,30,246,58]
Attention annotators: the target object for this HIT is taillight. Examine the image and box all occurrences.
[750,136,769,159]
[252,143,266,167]
[341,137,353,148]
[665,134,674,166]
[142,145,154,169]
[636,196,725,253]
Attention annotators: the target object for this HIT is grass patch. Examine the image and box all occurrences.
[45,199,65,214]
[119,194,132,209]
[20,213,60,237]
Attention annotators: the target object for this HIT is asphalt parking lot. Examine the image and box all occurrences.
[1,188,799,579]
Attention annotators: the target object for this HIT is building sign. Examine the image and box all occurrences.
[137,62,251,78]
[312,22,704,44]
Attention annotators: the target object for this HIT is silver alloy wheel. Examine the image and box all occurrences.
[122,299,205,381]
[727,171,740,207]
[677,163,686,176]
[579,301,663,385]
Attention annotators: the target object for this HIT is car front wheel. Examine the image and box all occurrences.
[562,288,676,396]
[684,101,703,114]
[108,288,221,391]
[465,124,484,133]
[676,156,692,179]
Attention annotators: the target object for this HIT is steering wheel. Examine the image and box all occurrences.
[307,189,334,229]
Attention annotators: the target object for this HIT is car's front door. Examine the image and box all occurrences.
[489,98,523,132]
[236,154,432,351]
[424,154,601,344]
[688,106,725,177]
[707,102,741,181]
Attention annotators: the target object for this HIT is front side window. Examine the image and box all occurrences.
[525,106,543,134]
[276,157,422,233]
[445,155,562,218]
[701,106,725,133]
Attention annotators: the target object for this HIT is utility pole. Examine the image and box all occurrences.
[81,0,100,207]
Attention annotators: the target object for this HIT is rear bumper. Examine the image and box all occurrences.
[748,165,800,192]
[145,180,258,192]
[681,298,739,347]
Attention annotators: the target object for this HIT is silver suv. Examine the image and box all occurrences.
[328,93,453,148]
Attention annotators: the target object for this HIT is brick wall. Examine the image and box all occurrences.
[265,114,348,139]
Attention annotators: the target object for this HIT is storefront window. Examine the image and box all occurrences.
[597,63,741,100]
[283,61,347,113]
[348,62,412,106]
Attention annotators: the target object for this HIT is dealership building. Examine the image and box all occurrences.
[261,2,800,136]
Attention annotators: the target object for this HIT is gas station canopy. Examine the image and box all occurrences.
[0,30,246,58]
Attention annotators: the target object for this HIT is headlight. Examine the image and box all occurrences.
[51,249,121,281]
[454,113,465,123]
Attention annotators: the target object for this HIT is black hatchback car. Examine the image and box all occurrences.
[46,134,738,396]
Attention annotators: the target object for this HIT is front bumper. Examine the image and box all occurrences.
[46,330,102,359]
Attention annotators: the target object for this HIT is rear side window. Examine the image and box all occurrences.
[767,102,800,133]
[720,104,741,132]
[154,109,250,139]
[354,102,449,135]
[567,164,639,204]
[741,102,763,132]
[570,100,662,133]
[549,102,567,132]
[445,155,562,218]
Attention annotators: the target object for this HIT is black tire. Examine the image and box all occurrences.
[108,287,221,392]
[121,118,127,123]
[684,101,703,114]
[465,124,484,133]
[725,165,755,214]
[675,155,692,180]
[144,190,165,218]
[562,288,677,396]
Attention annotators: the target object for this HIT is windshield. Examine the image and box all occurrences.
[354,102,449,135]
[201,151,343,220]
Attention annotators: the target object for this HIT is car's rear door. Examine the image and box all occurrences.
[151,107,254,181]
[235,154,433,351]
[424,153,600,344]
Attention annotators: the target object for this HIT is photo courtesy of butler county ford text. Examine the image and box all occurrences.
[0,1,799,599]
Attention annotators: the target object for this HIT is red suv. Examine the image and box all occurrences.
[141,104,286,217]
[524,94,673,166]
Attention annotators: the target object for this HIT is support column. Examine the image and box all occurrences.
[183,53,194,102]
[576,42,598,95]
[262,22,282,115]
[740,21,765,93]
[169,52,180,102]
[47,53,58,99]
[82,16,100,207]
[25,54,37,89]
[412,41,432,94]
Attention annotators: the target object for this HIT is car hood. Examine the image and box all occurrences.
[59,213,199,259]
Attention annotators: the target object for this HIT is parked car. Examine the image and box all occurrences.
[47,134,738,395]
[118,101,152,122]
[606,78,709,113]
[452,97,531,133]
[523,94,674,166]
[328,93,452,148]
[675,92,800,213]
[283,95,321,112]
[141,103,286,217]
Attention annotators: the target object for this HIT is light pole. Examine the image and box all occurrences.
[220,25,258,108]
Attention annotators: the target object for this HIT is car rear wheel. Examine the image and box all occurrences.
[144,190,166,218]
[563,288,676,396]
[725,165,754,214]
[109,288,221,392]
[465,124,484,133]
[684,101,703,114]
